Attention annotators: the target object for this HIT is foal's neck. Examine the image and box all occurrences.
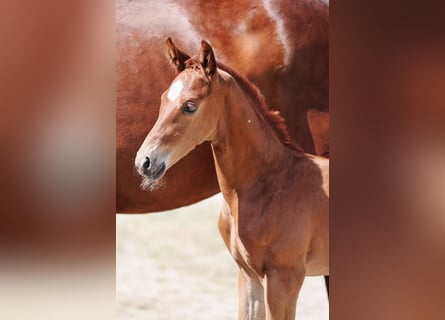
[211,75,296,193]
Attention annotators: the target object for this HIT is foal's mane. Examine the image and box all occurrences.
[185,58,303,152]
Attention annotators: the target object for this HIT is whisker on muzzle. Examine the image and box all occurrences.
[140,175,165,191]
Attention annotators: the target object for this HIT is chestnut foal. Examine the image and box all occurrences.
[135,38,329,320]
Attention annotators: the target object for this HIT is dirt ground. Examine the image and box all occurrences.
[117,194,329,319]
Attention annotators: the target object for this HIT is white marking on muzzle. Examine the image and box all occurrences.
[167,80,184,101]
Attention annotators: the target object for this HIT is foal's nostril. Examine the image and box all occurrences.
[143,156,151,171]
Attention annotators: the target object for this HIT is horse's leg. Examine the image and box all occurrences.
[238,269,265,320]
[263,266,305,320]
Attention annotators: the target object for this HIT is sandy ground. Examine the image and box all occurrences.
[117,194,329,319]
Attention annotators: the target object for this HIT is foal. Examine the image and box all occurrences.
[135,38,329,320]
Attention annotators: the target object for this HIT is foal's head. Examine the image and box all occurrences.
[135,38,223,186]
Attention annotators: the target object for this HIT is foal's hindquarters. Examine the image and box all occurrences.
[217,156,329,320]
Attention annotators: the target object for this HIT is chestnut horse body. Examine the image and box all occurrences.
[135,39,329,320]
[117,0,329,213]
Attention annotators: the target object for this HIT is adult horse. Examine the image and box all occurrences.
[116,0,329,213]
[135,39,329,320]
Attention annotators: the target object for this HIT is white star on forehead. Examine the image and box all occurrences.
[167,80,184,101]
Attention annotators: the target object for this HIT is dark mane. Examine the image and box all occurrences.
[185,58,303,152]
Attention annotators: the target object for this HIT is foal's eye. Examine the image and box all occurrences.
[182,101,197,114]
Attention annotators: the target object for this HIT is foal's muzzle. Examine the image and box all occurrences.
[138,156,166,180]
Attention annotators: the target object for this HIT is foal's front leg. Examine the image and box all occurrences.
[264,266,305,320]
[238,269,265,320]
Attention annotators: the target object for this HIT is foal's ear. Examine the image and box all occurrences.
[199,40,216,78]
[165,37,190,72]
